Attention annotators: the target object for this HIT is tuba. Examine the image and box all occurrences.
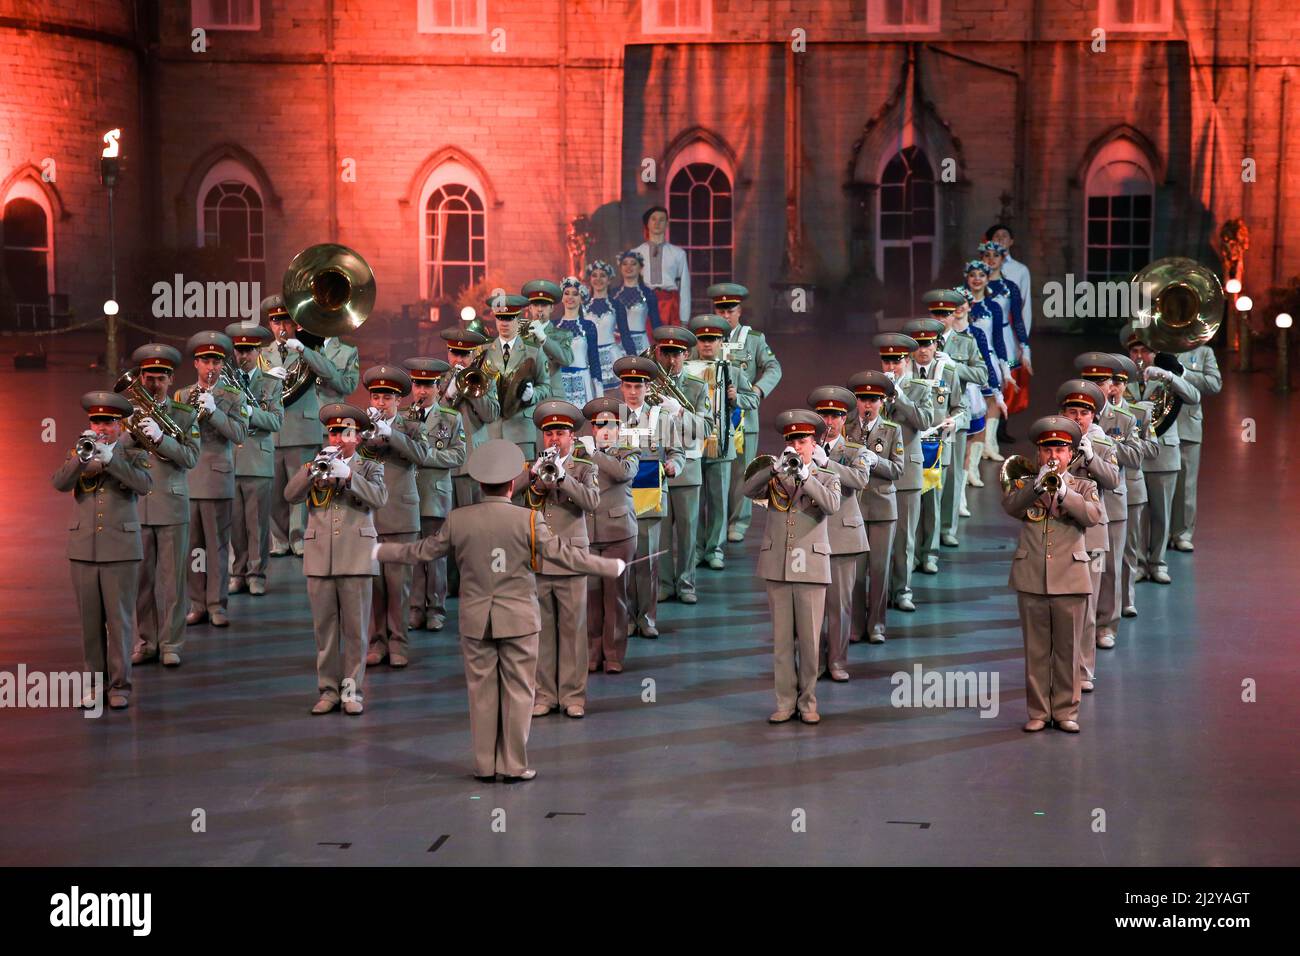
[1130,258,1223,436]
[279,243,376,406]
[114,367,187,452]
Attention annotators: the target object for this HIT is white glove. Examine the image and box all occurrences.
[861,449,879,473]
[577,436,595,456]
[1145,365,1173,382]
[797,461,811,482]
[328,458,351,481]
[613,558,627,576]
[371,543,382,562]
[884,369,897,383]
[444,376,459,401]
[520,382,535,405]
[1079,434,1094,462]
[198,391,217,414]
[285,338,306,353]
[554,461,567,482]
[659,396,682,416]
[1034,463,1054,493]
[812,444,829,467]
[372,416,392,438]
[94,442,114,464]
[266,365,289,380]
[139,417,163,442]
[531,322,548,343]
[1056,473,1071,501]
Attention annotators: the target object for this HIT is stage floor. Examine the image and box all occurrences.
[1,332,1296,866]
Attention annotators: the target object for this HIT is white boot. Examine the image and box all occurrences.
[966,442,985,488]
[982,417,1004,461]
[959,469,972,516]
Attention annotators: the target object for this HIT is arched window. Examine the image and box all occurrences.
[1084,139,1155,282]
[196,159,265,285]
[2,178,55,326]
[420,161,487,301]
[667,143,733,307]
[877,145,936,319]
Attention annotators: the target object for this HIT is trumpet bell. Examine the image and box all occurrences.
[1131,257,1224,353]
[283,243,376,341]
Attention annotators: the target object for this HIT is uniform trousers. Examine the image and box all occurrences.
[891,488,922,599]
[1080,551,1106,683]
[306,575,372,703]
[767,580,825,714]
[697,459,731,561]
[941,428,968,537]
[271,445,314,552]
[1122,502,1145,610]
[232,475,273,580]
[917,484,942,562]
[1096,518,1127,639]
[1017,591,1085,724]
[136,522,188,656]
[1171,441,1202,544]
[535,574,590,709]
[629,517,662,633]
[370,531,418,657]
[821,552,862,669]
[461,624,539,778]
[727,431,760,537]
[852,519,896,640]
[187,498,232,614]
[1142,470,1178,571]
[409,516,447,620]
[662,483,701,597]
[588,537,636,668]
[71,559,138,696]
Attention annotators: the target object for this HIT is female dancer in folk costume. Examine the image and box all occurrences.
[555,276,602,406]
[585,260,635,390]
[947,286,1002,515]
[612,250,661,357]
[963,260,1009,463]
[980,240,1033,449]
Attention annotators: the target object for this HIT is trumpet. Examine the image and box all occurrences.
[188,367,219,415]
[999,454,1083,495]
[76,435,98,462]
[534,447,562,484]
[310,447,341,480]
[777,448,804,479]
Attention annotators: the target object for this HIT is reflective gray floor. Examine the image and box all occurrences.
[1,333,1297,866]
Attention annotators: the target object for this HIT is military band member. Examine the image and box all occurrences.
[744,410,842,723]
[846,371,905,644]
[713,284,783,544]
[262,295,353,557]
[1123,324,1202,584]
[285,403,387,715]
[609,355,686,638]
[358,366,435,669]
[513,401,601,717]
[1075,352,1152,649]
[440,326,501,512]
[653,325,713,604]
[903,318,962,575]
[873,333,936,612]
[53,392,153,709]
[403,358,467,632]
[127,345,200,667]
[688,313,758,570]
[580,397,640,674]
[522,279,576,403]
[315,334,361,405]
[485,294,550,459]
[1171,342,1222,551]
[177,331,248,627]
[226,324,284,597]
[376,441,625,782]
[808,387,875,681]
[1003,416,1103,733]
[1057,379,1122,693]
[925,289,990,543]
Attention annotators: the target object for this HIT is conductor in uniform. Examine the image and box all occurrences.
[52,392,153,709]
[285,403,388,715]
[743,410,842,724]
[376,440,625,782]
[1002,416,1103,733]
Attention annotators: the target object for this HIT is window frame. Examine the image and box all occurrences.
[665,141,734,308]
[195,159,266,286]
[866,0,941,35]
[2,177,56,320]
[642,0,713,36]
[419,161,488,302]
[1082,139,1156,283]
[417,0,488,35]
[874,144,939,318]
[191,0,262,32]
[1098,0,1174,34]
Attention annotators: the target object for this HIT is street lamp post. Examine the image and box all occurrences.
[100,129,121,379]
[1277,313,1293,393]
[1225,278,1242,352]
[1235,294,1253,373]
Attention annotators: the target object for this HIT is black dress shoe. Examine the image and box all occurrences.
[474,773,497,783]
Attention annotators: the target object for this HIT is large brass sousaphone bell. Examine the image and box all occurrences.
[1129,257,1224,436]
[278,243,376,405]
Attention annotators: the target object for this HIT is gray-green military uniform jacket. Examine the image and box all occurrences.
[821,437,871,555]
[725,325,782,435]
[284,456,388,576]
[889,377,936,492]
[314,338,361,404]
[1174,346,1222,444]
[938,327,990,401]
[138,401,201,525]
[846,414,904,522]
[534,321,574,402]
[410,405,467,518]
[177,382,248,499]
[585,446,640,544]
[233,369,284,478]
[665,369,713,487]
[261,342,349,448]
[362,415,435,536]
[441,369,500,482]
[484,337,550,452]
[913,356,964,464]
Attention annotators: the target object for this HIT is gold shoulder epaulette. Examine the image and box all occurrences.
[684,372,706,386]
